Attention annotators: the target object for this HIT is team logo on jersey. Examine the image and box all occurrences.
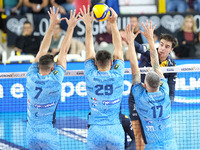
[53,70,58,75]
[114,64,119,69]
[160,81,163,87]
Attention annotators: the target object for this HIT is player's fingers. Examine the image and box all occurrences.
[83,5,86,14]
[140,30,145,35]
[73,9,76,18]
[50,7,52,14]
[135,30,141,37]
[146,20,149,29]
[87,5,90,14]
[79,8,84,16]
[91,10,94,18]
[75,12,80,19]
[152,24,156,31]
[150,21,152,29]
[59,18,65,22]
[48,11,50,16]
[131,25,134,33]
[141,22,147,31]
[125,25,128,33]
[109,7,115,16]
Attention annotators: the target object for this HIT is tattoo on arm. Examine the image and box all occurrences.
[150,49,159,71]
[132,72,141,85]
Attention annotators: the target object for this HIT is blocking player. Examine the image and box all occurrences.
[80,5,125,150]
[125,21,177,149]
[129,33,178,107]
[26,7,79,150]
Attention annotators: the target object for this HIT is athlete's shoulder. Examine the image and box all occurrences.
[132,83,145,97]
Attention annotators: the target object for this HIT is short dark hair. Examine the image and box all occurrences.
[23,21,32,26]
[95,50,112,68]
[38,54,54,70]
[160,33,178,48]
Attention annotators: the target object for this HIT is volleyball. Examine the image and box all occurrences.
[92,3,110,22]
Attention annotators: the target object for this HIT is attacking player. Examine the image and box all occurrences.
[125,21,177,149]
[80,5,125,150]
[26,7,79,150]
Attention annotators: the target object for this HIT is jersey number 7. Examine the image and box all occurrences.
[34,87,43,99]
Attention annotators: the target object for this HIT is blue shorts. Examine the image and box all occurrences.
[26,126,60,150]
[145,140,177,150]
[87,124,124,150]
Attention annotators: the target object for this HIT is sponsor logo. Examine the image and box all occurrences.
[181,67,195,71]
[53,70,58,75]
[76,71,84,75]
[102,98,120,105]
[34,102,55,109]
[114,64,119,69]
[166,68,174,71]
[146,126,155,131]
[35,80,45,85]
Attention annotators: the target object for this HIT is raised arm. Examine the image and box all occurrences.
[125,24,145,149]
[108,8,123,61]
[125,24,141,85]
[34,6,64,63]
[57,10,79,70]
[141,21,164,78]
[79,5,95,60]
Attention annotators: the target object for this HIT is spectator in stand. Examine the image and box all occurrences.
[174,15,197,58]
[96,21,112,45]
[50,0,76,15]
[14,21,41,56]
[49,23,65,56]
[3,0,23,16]
[23,0,49,14]
[49,23,85,57]
[95,21,113,54]
[119,29,130,60]
[130,16,147,44]
[69,38,85,56]
[166,0,188,13]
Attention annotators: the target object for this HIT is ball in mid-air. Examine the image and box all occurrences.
[92,3,110,22]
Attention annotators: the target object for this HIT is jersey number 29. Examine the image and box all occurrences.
[95,84,113,95]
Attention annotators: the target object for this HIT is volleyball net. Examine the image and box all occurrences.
[0,65,200,150]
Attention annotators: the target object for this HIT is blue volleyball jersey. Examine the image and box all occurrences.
[132,78,175,146]
[85,59,124,125]
[26,63,65,128]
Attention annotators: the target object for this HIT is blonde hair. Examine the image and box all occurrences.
[181,15,197,32]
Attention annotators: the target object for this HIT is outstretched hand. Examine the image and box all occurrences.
[140,20,156,40]
[48,6,64,26]
[107,7,117,24]
[63,10,80,28]
[79,5,94,26]
[125,24,141,44]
